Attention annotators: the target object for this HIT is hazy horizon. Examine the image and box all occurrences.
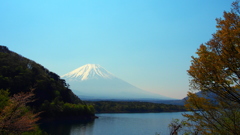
[0,0,233,99]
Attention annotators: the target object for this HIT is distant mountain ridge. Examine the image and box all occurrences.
[61,64,174,100]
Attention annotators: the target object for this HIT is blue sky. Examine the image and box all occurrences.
[0,0,233,99]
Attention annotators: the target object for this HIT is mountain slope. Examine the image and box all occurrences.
[61,64,173,100]
[0,46,95,119]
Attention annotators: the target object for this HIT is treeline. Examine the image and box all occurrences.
[87,101,186,113]
[40,98,95,119]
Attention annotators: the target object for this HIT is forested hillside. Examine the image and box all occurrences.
[0,46,95,119]
[87,101,186,113]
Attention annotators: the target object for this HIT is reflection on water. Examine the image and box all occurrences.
[70,120,94,135]
[40,112,187,135]
[40,120,95,135]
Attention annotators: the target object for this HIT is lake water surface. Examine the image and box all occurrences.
[40,112,187,135]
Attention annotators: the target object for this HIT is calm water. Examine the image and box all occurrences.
[40,112,187,135]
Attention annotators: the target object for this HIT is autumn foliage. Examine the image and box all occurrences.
[184,1,240,134]
[0,90,40,134]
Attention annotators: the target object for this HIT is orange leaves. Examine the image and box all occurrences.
[0,90,40,134]
[188,6,240,100]
[185,1,240,134]
[185,92,216,111]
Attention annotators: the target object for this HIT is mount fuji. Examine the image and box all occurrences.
[61,64,172,100]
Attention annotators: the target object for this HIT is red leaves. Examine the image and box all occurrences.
[0,90,40,134]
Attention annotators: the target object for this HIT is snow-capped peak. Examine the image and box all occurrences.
[61,64,115,81]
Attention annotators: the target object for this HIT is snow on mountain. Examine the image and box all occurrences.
[61,64,173,100]
[61,64,115,81]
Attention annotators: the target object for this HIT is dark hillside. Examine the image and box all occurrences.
[87,101,186,113]
[0,45,95,119]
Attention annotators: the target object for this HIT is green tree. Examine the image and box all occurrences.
[184,1,240,134]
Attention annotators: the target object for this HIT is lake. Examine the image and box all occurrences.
[40,112,187,135]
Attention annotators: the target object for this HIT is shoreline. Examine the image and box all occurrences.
[95,110,188,114]
[38,115,98,123]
